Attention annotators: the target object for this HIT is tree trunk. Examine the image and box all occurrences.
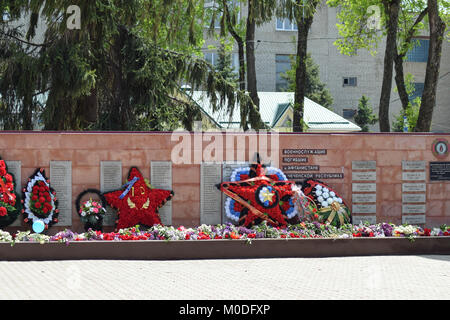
[394,51,410,111]
[222,0,248,129]
[293,22,310,132]
[394,8,428,112]
[378,0,401,132]
[246,0,264,130]
[415,0,445,132]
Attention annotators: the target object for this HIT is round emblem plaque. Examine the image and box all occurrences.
[432,138,449,159]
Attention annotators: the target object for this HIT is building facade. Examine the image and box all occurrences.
[202,2,450,132]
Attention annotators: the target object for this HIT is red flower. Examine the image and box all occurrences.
[444,232,449,237]
[5,174,13,183]
[0,160,5,168]
[0,207,7,217]
[0,167,6,176]
[34,202,41,209]
[39,197,46,203]
[185,234,191,240]
[280,234,287,238]
[247,233,256,239]
[32,195,38,201]
[43,207,49,214]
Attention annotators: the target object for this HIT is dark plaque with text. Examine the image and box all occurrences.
[430,162,450,181]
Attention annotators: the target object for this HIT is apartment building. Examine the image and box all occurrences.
[202,2,450,132]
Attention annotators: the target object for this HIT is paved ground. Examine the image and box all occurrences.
[0,255,448,300]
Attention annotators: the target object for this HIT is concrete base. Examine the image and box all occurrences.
[1,237,449,261]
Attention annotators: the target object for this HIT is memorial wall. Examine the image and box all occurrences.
[0,132,449,233]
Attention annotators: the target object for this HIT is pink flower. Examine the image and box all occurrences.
[93,208,99,213]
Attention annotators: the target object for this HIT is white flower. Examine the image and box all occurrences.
[323,188,329,193]
[337,198,343,204]
[322,192,329,199]
[321,201,329,208]
[330,191,336,197]
[316,190,322,196]
[315,185,322,190]
[317,196,324,202]
[327,198,333,204]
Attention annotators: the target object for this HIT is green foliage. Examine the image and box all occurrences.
[392,98,420,132]
[282,53,334,110]
[354,95,378,132]
[215,41,238,85]
[0,0,259,131]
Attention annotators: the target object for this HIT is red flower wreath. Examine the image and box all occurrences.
[218,162,295,228]
[103,167,174,230]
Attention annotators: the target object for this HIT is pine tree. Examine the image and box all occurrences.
[354,95,378,132]
[283,53,333,110]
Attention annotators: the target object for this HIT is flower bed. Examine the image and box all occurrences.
[2,222,449,245]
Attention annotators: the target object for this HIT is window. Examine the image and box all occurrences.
[407,39,429,62]
[275,54,292,92]
[343,77,357,87]
[343,109,357,119]
[409,83,424,101]
[276,18,298,31]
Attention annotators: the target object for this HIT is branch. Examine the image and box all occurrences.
[398,7,428,58]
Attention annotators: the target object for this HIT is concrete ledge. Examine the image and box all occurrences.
[1,237,449,261]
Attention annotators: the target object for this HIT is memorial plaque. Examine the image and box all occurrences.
[402,204,426,214]
[222,162,248,223]
[430,162,450,181]
[282,157,308,163]
[5,161,21,227]
[402,161,426,171]
[50,161,72,226]
[402,183,426,192]
[352,183,376,192]
[352,215,377,225]
[352,193,377,203]
[151,161,172,225]
[402,215,426,225]
[352,204,377,214]
[282,165,320,172]
[352,171,377,181]
[402,171,426,181]
[100,161,122,226]
[201,163,222,225]
[402,194,426,203]
[352,161,376,170]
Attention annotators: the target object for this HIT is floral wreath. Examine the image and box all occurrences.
[75,189,107,230]
[302,179,351,227]
[22,168,59,230]
[219,155,296,228]
[0,159,21,227]
[103,167,174,230]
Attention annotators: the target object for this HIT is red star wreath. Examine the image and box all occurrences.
[217,161,295,228]
[103,167,174,230]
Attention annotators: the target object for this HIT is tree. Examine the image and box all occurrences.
[328,0,448,132]
[354,95,378,132]
[282,53,333,110]
[278,0,321,132]
[0,0,257,131]
[211,0,276,130]
[415,0,447,132]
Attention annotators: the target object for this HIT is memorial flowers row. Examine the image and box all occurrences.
[1,222,449,245]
